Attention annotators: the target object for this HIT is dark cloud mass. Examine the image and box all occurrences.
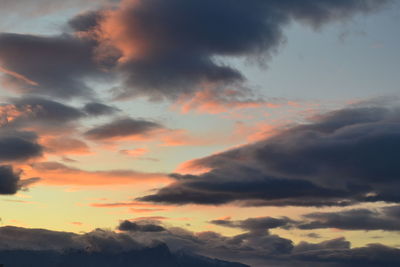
[84,117,164,140]
[0,130,42,162]
[140,106,400,206]
[118,220,166,232]
[211,216,294,232]
[83,102,120,116]
[11,97,86,122]
[0,33,100,98]
[212,205,400,233]
[0,0,389,100]
[100,0,388,100]
[298,206,400,231]
[0,165,22,194]
[0,225,400,267]
[0,165,39,195]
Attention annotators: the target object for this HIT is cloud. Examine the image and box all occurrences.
[0,33,101,98]
[84,117,164,140]
[290,243,400,267]
[0,97,86,132]
[83,102,120,116]
[212,205,400,234]
[0,226,249,267]
[211,216,294,232]
[140,105,400,206]
[118,220,166,232]
[172,86,268,114]
[0,130,42,162]
[298,206,400,231]
[28,161,170,186]
[0,165,39,195]
[90,0,388,100]
[0,0,388,101]
[1,224,400,267]
[41,137,91,155]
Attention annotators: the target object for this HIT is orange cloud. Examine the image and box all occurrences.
[40,136,91,155]
[172,86,268,114]
[0,104,23,126]
[119,147,148,157]
[159,129,213,147]
[93,0,147,63]
[0,66,38,86]
[233,121,277,143]
[132,216,168,221]
[90,201,170,212]
[130,208,166,213]
[175,158,212,175]
[23,162,171,186]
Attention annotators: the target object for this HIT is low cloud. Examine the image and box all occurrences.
[0,224,399,267]
[0,165,39,195]
[0,33,103,98]
[0,130,42,162]
[140,105,400,206]
[29,161,170,186]
[118,220,166,232]
[83,102,120,116]
[298,206,400,231]
[84,117,164,141]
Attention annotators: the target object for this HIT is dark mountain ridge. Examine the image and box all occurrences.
[0,243,250,267]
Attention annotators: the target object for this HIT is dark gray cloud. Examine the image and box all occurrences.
[293,237,351,254]
[68,10,106,32]
[83,102,120,116]
[0,130,42,162]
[211,216,294,232]
[298,206,400,231]
[290,243,400,267]
[0,165,39,195]
[95,0,388,100]
[212,205,400,234]
[140,106,400,206]
[0,33,102,98]
[0,97,88,135]
[118,220,166,232]
[1,0,387,101]
[84,117,164,140]
[1,224,400,267]
[0,97,124,134]
[11,97,86,123]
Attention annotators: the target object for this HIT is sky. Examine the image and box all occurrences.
[0,0,400,266]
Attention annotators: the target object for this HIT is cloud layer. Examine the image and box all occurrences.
[0,0,389,100]
[1,223,400,267]
[140,105,400,206]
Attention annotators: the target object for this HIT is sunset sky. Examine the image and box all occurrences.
[1,0,400,266]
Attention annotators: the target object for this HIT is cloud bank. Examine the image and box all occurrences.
[140,105,400,206]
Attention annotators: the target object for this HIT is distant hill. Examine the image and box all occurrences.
[0,243,250,267]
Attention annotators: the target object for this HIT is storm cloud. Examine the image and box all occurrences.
[140,105,400,206]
